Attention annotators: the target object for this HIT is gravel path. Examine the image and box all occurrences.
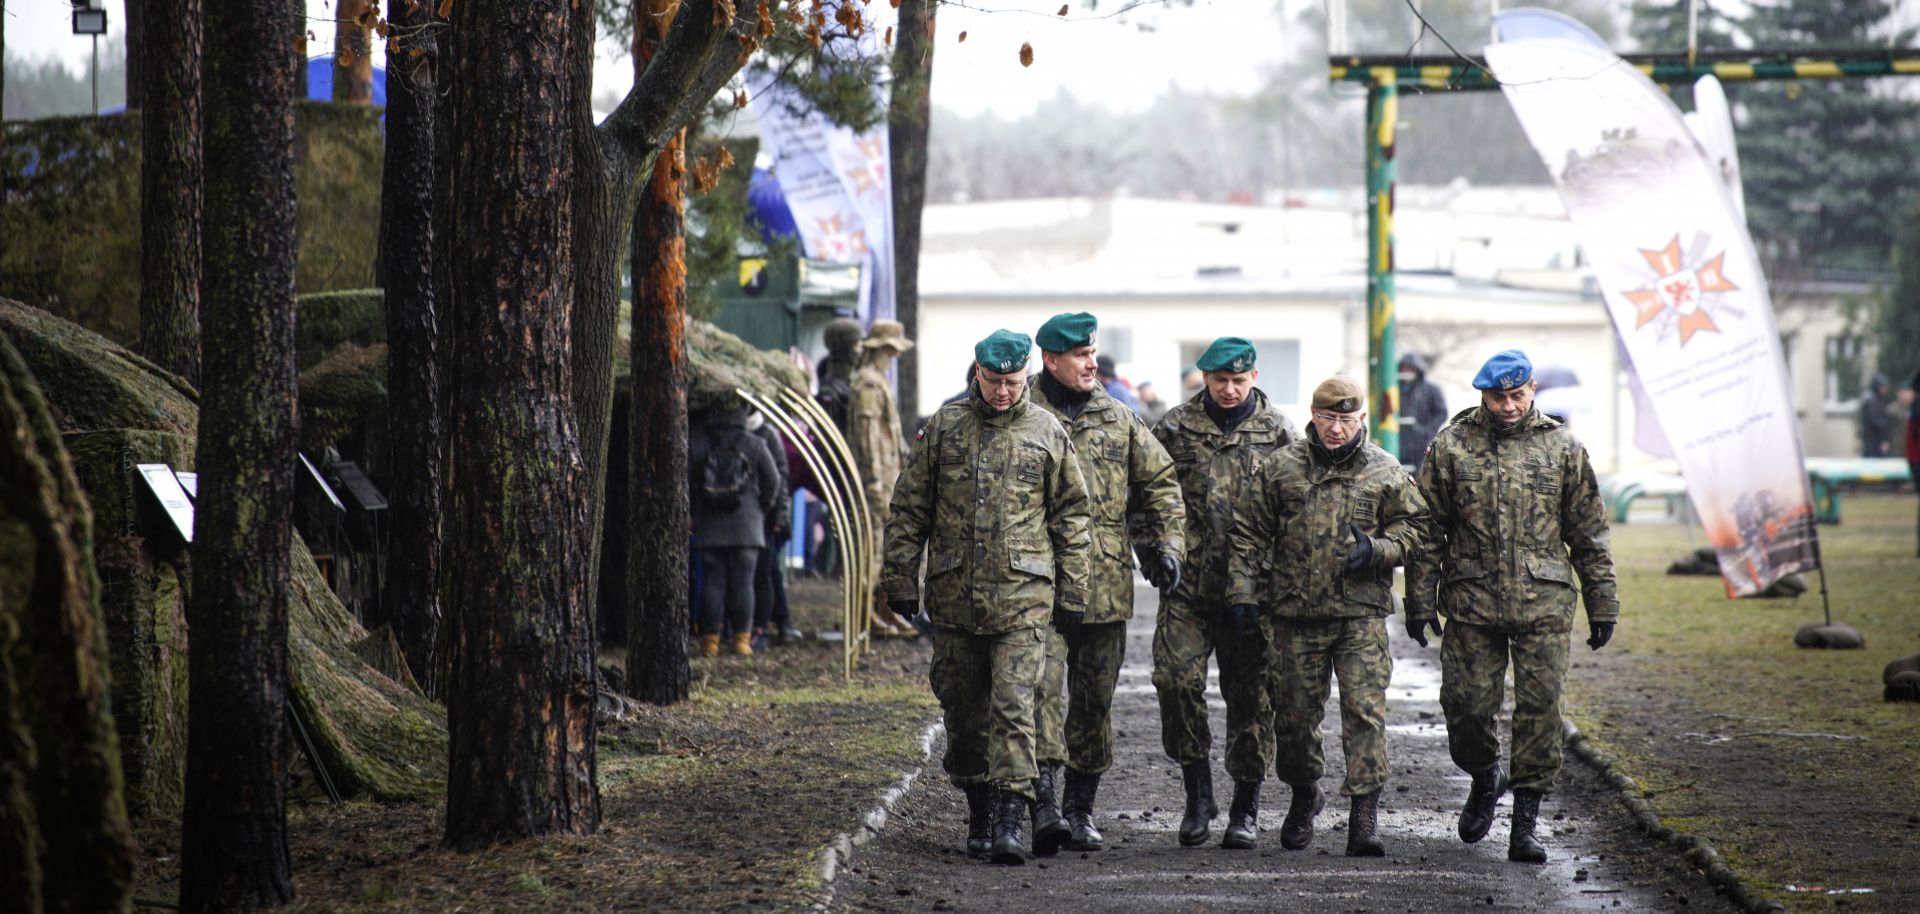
[832,583,1740,913]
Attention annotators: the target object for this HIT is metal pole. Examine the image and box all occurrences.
[91,33,99,114]
[1365,72,1400,456]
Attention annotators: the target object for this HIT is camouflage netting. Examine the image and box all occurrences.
[1,105,384,346]
[0,297,446,814]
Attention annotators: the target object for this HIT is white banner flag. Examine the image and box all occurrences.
[747,2,895,321]
[1487,29,1819,597]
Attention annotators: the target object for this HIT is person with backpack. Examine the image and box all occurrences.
[689,403,788,657]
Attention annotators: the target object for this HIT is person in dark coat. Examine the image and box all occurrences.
[1397,353,1449,471]
[689,405,788,656]
[750,413,796,648]
[1861,373,1893,458]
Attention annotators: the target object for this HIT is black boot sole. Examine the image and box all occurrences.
[990,842,1028,866]
[1346,840,1386,857]
[1221,828,1257,850]
[1508,844,1546,864]
[1033,821,1071,857]
[1458,769,1509,844]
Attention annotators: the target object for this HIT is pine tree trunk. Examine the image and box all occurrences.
[137,0,204,388]
[180,0,300,906]
[0,336,137,914]
[332,0,375,104]
[376,0,443,695]
[889,0,936,429]
[624,0,690,706]
[567,0,640,645]
[442,0,599,851]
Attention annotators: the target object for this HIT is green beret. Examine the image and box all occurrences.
[974,329,1033,375]
[1035,312,1098,353]
[1195,337,1257,373]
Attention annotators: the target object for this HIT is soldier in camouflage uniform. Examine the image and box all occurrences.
[882,329,1094,866]
[1406,349,1619,865]
[1149,337,1297,849]
[1229,375,1428,857]
[1029,312,1185,856]
[850,319,920,638]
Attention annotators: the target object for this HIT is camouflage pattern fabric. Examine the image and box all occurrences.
[1439,619,1569,794]
[1032,383,1185,624]
[852,362,903,596]
[1150,593,1274,783]
[1227,428,1429,620]
[882,387,1093,634]
[1405,406,1618,630]
[931,627,1050,798]
[1035,620,1128,774]
[1270,617,1392,797]
[1150,389,1296,607]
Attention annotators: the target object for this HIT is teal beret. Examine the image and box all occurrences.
[974,330,1033,375]
[1472,349,1533,390]
[1035,312,1098,353]
[1195,337,1257,373]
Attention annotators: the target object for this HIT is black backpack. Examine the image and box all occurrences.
[696,431,756,509]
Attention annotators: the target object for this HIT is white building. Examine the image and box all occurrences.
[914,190,1878,471]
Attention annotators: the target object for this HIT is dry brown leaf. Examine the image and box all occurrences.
[296,35,309,56]
[1019,41,1033,66]
[1056,3,1067,14]
[755,0,775,38]
[717,147,735,168]
[890,0,899,7]
[436,0,453,19]
[385,37,398,54]
[806,18,822,48]
[410,46,427,58]
[354,7,376,26]
[884,25,892,46]
[735,90,749,109]
[957,30,967,42]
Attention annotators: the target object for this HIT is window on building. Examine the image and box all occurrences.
[1824,334,1865,408]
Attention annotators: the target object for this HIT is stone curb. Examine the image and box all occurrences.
[1562,721,1789,914]
[811,720,945,910]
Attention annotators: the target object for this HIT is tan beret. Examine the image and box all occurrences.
[1311,375,1366,413]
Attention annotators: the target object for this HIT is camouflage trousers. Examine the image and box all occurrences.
[1270,617,1391,797]
[930,626,1048,799]
[1035,620,1127,774]
[1439,620,1570,794]
[1150,594,1273,783]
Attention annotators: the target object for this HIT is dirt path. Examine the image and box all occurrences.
[833,584,1739,913]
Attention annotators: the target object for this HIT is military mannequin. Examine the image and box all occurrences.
[1407,349,1619,864]
[851,320,920,637]
[1149,337,1296,849]
[1029,312,1185,855]
[882,329,1093,865]
[1229,375,1428,856]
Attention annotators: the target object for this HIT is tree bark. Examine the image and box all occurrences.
[332,0,375,104]
[376,0,443,695]
[623,0,691,705]
[0,336,137,914]
[442,0,598,851]
[889,0,936,430]
[181,0,300,905]
[124,0,145,110]
[137,0,204,388]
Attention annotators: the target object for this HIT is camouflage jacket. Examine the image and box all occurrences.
[1228,428,1429,619]
[1406,406,1619,631]
[1033,382,1185,623]
[1151,389,1296,607]
[851,364,904,508]
[882,387,1093,634]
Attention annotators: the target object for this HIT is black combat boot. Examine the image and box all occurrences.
[1032,762,1071,856]
[1221,780,1261,849]
[1457,765,1508,844]
[991,789,1032,865]
[1508,789,1547,864]
[1279,782,1323,850]
[1177,762,1218,847]
[1346,791,1385,857]
[1062,768,1105,851]
[963,783,995,858]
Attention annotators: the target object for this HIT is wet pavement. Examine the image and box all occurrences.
[831,583,1741,913]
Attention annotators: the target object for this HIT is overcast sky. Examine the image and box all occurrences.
[7,0,1294,119]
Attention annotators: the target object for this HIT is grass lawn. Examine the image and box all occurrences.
[1567,491,1920,912]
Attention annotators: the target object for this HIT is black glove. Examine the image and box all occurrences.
[1229,603,1260,638]
[1052,607,1084,637]
[1153,554,1182,594]
[1344,523,1375,574]
[889,599,923,627]
[1406,615,1444,648]
[1587,621,1614,651]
